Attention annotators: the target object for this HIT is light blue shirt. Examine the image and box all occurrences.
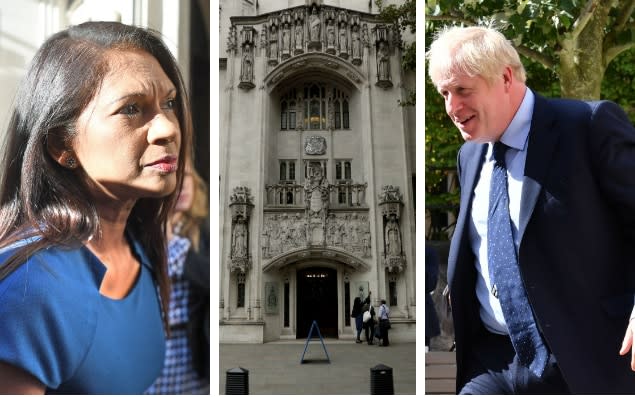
[468,88,534,335]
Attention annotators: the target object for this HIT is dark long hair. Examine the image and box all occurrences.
[0,21,193,331]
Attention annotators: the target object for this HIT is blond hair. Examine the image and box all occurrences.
[426,25,526,87]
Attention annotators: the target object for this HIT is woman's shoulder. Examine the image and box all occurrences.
[0,242,100,389]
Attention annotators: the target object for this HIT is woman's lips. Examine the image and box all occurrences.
[146,155,178,173]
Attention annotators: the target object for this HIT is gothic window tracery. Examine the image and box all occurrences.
[279,82,350,131]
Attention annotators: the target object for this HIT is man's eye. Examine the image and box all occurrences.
[120,104,139,116]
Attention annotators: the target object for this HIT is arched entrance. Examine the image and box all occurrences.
[296,267,338,338]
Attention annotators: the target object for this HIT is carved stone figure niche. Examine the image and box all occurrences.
[379,185,405,272]
[373,25,393,88]
[238,27,256,90]
[304,161,330,246]
[229,186,254,273]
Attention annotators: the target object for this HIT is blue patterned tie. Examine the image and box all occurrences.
[488,142,548,378]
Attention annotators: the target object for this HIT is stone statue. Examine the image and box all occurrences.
[227,25,237,52]
[385,214,401,256]
[282,26,290,54]
[309,7,320,42]
[233,218,248,258]
[352,26,361,58]
[269,25,279,60]
[377,41,390,81]
[261,228,270,258]
[339,23,347,53]
[241,43,253,82]
[326,21,336,48]
[295,24,303,50]
[362,24,369,47]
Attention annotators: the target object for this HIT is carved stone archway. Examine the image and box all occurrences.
[264,52,366,94]
[262,246,370,273]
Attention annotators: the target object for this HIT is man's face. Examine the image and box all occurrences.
[436,71,511,143]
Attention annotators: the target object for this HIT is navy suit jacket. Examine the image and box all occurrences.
[447,93,635,394]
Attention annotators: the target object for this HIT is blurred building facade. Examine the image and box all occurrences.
[219,0,416,343]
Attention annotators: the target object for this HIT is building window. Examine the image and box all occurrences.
[280,82,351,131]
[279,160,296,182]
[289,101,296,129]
[335,160,352,181]
[335,160,352,205]
[237,273,246,308]
[309,99,320,129]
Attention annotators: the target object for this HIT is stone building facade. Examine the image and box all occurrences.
[219,0,416,343]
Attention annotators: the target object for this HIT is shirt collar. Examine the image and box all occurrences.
[498,88,534,152]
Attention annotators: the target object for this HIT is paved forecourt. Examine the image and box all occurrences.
[219,339,417,394]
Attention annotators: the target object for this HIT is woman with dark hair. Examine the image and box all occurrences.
[0,21,192,394]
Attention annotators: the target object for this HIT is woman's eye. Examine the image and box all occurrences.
[120,104,139,116]
[163,99,177,110]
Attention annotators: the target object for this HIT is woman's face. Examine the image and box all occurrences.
[72,49,181,203]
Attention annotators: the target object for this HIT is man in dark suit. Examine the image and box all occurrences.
[427,25,635,394]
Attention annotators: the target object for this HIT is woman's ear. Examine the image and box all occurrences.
[46,129,78,169]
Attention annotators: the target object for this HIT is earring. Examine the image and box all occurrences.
[65,156,77,169]
[62,152,77,170]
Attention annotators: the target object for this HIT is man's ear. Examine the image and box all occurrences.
[46,129,78,169]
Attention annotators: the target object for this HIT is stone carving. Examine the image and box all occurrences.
[230,5,400,86]
[232,218,248,257]
[309,6,321,43]
[378,185,405,272]
[378,185,403,203]
[304,136,327,155]
[260,25,267,50]
[338,22,348,59]
[304,162,330,215]
[229,186,254,273]
[262,211,371,259]
[385,214,401,256]
[325,20,336,54]
[241,44,253,80]
[268,24,279,65]
[281,24,291,59]
[376,41,392,88]
[227,25,237,52]
[351,25,362,65]
[294,23,304,54]
[362,24,370,47]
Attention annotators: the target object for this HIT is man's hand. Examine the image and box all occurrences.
[619,318,635,371]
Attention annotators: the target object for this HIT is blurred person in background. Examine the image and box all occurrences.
[146,164,210,394]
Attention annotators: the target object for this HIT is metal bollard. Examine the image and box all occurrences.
[226,367,249,395]
[370,363,394,394]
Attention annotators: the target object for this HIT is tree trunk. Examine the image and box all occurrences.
[558,2,612,100]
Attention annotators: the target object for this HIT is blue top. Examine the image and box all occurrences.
[0,234,165,394]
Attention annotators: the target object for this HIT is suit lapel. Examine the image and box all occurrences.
[519,94,560,243]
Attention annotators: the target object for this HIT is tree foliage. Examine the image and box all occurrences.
[377,0,416,105]
[426,0,635,100]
